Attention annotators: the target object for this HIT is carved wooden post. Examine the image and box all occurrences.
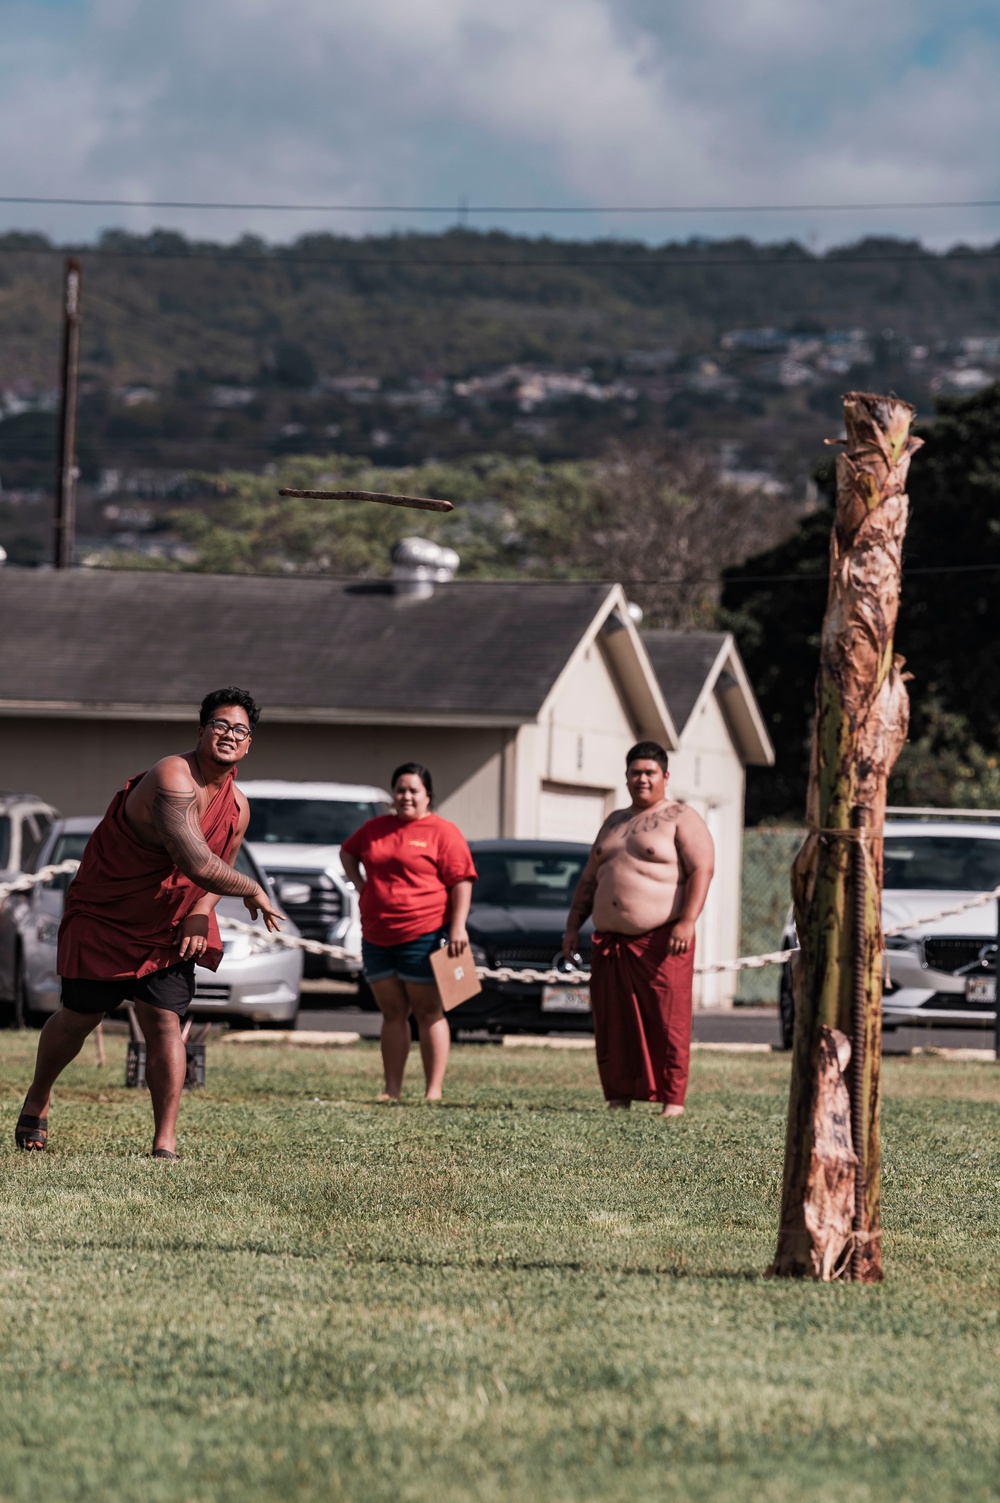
[772,393,922,1282]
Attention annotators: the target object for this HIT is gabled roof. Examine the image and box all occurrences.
[642,631,728,735]
[641,629,774,767]
[539,586,678,750]
[0,569,647,727]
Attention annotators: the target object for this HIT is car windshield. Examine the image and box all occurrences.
[884,835,1000,892]
[472,852,588,909]
[51,831,93,867]
[44,831,93,889]
[246,798,390,845]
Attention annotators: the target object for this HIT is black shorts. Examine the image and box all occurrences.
[61,961,196,1019]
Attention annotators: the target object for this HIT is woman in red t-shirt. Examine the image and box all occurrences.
[341,763,477,1101]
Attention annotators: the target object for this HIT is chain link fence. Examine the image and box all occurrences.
[736,828,805,1003]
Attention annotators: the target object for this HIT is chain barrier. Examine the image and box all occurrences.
[2,862,997,987]
[0,861,81,895]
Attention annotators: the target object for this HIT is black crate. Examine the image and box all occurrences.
[125,1039,146,1089]
[124,1040,206,1091]
[184,1042,206,1090]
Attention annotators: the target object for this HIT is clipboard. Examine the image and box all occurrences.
[430,943,483,1011]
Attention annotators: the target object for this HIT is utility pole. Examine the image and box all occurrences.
[53,257,82,569]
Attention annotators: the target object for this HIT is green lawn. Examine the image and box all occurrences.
[1,1034,997,1503]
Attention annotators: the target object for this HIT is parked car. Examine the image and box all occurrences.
[0,791,60,1007]
[241,780,392,978]
[2,816,303,1028]
[448,839,595,1035]
[779,811,1000,1049]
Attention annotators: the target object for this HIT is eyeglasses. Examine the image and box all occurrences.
[204,719,251,742]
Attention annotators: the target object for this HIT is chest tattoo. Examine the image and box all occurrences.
[621,806,683,838]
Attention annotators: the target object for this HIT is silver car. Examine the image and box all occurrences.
[0,791,60,1014]
[7,816,303,1028]
[779,812,999,1046]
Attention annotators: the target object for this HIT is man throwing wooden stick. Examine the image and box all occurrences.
[15,687,281,1159]
[562,742,714,1118]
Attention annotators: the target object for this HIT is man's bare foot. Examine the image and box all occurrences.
[660,1104,685,1118]
[607,1099,631,1110]
[377,1091,401,1103]
[423,1091,443,1102]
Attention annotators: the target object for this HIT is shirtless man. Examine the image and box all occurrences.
[16,687,281,1159]
[563,741,714,1116]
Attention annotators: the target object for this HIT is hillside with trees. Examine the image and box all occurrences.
[3,227,1000,507]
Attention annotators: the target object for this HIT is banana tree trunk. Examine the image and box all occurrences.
[772,392,922,1282]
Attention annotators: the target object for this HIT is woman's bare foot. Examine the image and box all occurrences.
[660,1104,685,1118]
[423,1089,443,1102]
[377,1091,401,1103]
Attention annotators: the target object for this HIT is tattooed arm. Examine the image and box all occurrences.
[149,772,282,932]
[179,809,270,956]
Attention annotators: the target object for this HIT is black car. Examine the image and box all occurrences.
[450,839,594,1035]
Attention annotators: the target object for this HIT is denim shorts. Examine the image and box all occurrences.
[361,928,447,985]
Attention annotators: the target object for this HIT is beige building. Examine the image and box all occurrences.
[0,569,772,1005]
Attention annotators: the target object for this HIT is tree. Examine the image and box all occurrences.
[573,444,796,628]
[889,695,1000,808]
[723,382,1000,822]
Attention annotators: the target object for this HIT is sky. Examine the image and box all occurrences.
[2,0,1000,250]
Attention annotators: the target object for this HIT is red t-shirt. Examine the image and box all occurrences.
[341,813,478,946]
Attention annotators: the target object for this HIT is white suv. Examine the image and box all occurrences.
[779,809,999,1046]
[240,781,392,976]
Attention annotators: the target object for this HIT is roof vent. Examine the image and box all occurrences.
[391,537,459,599]
[603,599,644,636]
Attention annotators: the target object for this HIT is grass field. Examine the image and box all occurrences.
[1,1034,997,1503]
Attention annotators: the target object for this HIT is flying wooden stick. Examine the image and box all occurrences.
[278,486,454,513]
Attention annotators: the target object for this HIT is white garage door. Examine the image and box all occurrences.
[538,786,608,843]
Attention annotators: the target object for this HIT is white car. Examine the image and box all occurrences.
[240,780,392,976]
[779,810,999,1047]
[8,816,303,1028]
[0,791,61,1013]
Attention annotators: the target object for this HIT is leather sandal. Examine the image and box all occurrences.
[15,1113,48,1151]
[151,1148,180,1160]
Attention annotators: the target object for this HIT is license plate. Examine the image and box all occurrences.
[965,975,996,1004]
[541,984,591,1013]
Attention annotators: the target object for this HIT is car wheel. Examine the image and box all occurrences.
[778,961,795,1051]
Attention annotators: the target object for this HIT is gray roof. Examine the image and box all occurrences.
[641,631,728,733]
[0,570,614,721]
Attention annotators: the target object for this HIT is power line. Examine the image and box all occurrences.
[53,562,1000,586]
[4,194,1000,215]
[643,561,1000,585]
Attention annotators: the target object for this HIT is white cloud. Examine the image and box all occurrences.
[0,0,998,247]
